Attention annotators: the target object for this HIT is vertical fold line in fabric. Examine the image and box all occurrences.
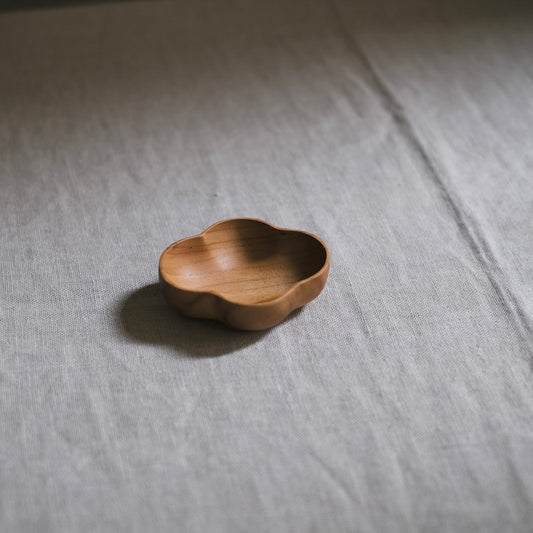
[325,0,533,356]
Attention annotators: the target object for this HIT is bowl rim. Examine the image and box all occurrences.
[159,217,330,307]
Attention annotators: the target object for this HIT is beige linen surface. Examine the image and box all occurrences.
[1,1,533,531]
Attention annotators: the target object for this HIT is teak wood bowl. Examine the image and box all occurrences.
[159,218,329,330]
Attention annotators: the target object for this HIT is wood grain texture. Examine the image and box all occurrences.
[159,218,329,330]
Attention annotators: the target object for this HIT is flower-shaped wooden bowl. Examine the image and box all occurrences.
[159,218,329,330]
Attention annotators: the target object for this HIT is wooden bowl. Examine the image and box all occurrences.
[159,218,329,330]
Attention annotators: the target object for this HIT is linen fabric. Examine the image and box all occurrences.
[1,1,533,531]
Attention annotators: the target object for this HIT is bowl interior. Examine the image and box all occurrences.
[161,219,327,304]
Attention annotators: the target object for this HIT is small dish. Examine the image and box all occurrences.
[159,218,329,330]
